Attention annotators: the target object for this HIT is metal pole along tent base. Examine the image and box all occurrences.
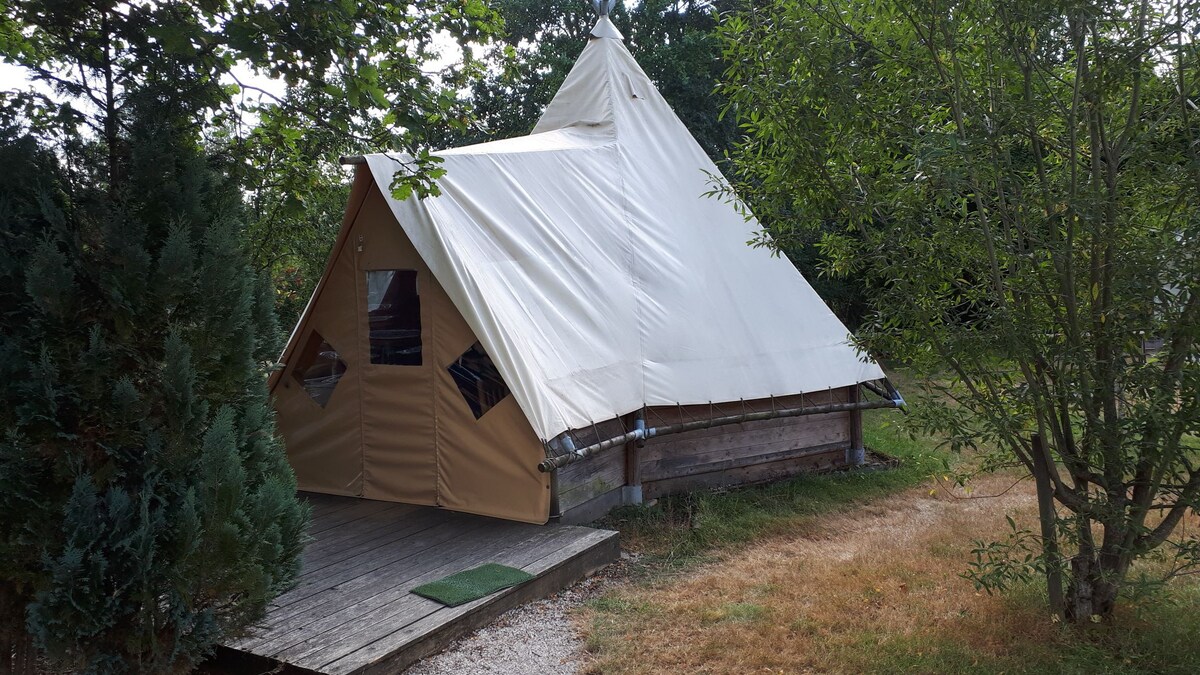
[538,380,905,473]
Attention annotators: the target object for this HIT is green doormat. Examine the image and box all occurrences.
[411,563,535,607]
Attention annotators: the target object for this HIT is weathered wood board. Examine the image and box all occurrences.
[556,444,625,512]
[219,493,619,675]
[555,388,859,520]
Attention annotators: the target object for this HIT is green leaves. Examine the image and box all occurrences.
[25,237,75,319]
[721,0,1200,622]
[963,519,1047,595]
[162,328,198,437]
[155,224,195,311]
[1,105,307,669]
[388,149,447,202]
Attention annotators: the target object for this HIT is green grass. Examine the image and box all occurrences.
[847,580,1200,675]
[595,407,943,570]
[700,602,768,624]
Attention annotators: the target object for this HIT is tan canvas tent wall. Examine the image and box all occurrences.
[269,15,898,526]
[271,173,549,524]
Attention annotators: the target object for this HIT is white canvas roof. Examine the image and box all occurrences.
[363,16,885,441]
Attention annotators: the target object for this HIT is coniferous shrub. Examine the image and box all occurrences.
[0,101,307,672]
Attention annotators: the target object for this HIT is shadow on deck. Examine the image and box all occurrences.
[214,492,619,674]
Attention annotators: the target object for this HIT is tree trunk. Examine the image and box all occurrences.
[1,585,39,675]
[1030,434,1066,620]
[1,632,39,675]
[1066,552,1121,621]
[101,10,121,199]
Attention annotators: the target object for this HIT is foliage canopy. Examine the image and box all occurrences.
[1,0,504,324]
[719,0,1200,621]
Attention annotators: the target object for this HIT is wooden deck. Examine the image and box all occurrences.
[220,493,619,674]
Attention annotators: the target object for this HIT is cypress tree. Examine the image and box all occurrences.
[0,96,307,672]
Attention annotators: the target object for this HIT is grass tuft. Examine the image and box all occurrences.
[700,602,768,624]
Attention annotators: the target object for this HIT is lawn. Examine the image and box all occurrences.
[581,406,1200,674]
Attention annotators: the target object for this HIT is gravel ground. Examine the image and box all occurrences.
[404,554,634,675]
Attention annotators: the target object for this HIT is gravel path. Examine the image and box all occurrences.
[405,556,631,675]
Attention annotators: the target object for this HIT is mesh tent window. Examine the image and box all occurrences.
[448,342,511,419]
[291,330,346,407]
[367,269,421,366]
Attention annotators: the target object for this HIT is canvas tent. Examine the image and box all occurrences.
[269,15,900,525]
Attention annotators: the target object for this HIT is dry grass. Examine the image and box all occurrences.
[581,472,1200,674]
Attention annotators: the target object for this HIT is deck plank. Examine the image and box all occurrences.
[233,515,487,651]
[221,496,618,674]
[307,499,411,537]
[278,513,481,607]
[325,529,620,675]
[297,506,450,578]
[247,521,509,657]
[274,524,569,666]
[301,492,363,519]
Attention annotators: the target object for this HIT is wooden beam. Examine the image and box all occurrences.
[848,385,865,465]
[548,470,561,519]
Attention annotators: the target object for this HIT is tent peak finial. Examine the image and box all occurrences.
[591,0,618,17]
[589,4,623,40]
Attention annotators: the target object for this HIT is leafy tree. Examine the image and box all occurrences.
[218,110,362,326]
[1,0,499,193]
[429,0,593,148]
[0,92,307,669]
[718,0,1200,621]
[1,0,503,325]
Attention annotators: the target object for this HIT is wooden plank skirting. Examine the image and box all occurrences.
[643,447,845,499]
[219,494,619,675]
[553,391,860,521]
